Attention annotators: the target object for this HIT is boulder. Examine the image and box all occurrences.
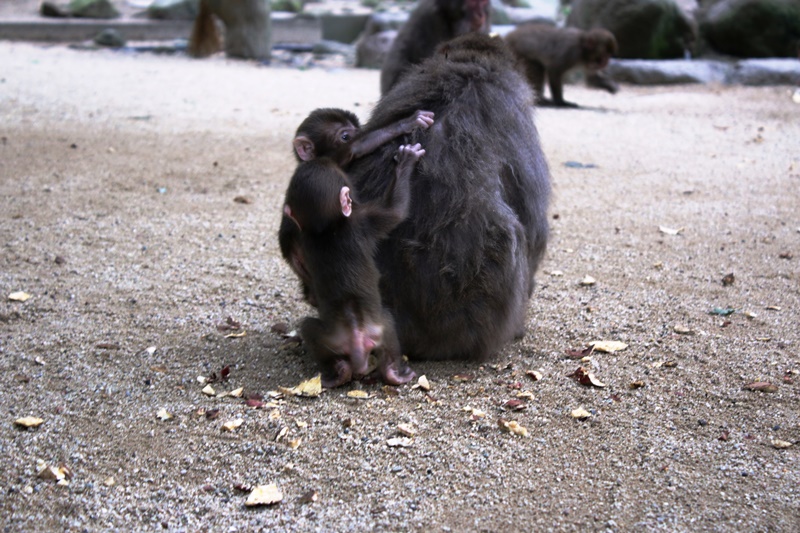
[605,58,730,84]
[700,0,800,58]
[356,29,397,69]
[567,0,697,59]
[148,0,199,20]
[68,0,120,19]
[730,59,800,85]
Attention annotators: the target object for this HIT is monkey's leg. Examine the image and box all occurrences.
[546,69,579,108]
[375,311,416,385]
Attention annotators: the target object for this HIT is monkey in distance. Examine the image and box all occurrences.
[380,0,492,94]
[505,23,618,108]
[280,107,433,306]
[282,144,426,388]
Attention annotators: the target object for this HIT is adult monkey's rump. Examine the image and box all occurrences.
[349,33,551,363]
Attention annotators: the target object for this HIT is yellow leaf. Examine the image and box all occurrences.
[245,484,283,506]
[8,291,31,302]
[589,340,628,353]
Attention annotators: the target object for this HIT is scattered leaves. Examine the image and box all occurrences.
[155,408,173,421]
[217,317,241,332]
[503,399,527,411]
[8,291,31,302]
[579,275,596,286]
[298,490,319,504]
[771,439,793,449]
[347,390,371,400]
[413,375,431,391]
[497,418,529,437]
[765,305,781,311]
[245,484,283,507]
[709,307,735,316]
[222,419,244,431]
[280,375,322,397]
[288,438,302,449]
[658,226,683,236]
[568,367,606,388]
[103,476,116,487]
[589,340,628,353]
[571,407,592,420]
[629,380,645,389]
[743,382,778,393]
[387,437,414,447]
[229,387,244,398]
[526,370,543,381]
[673,325,695,335]
[15,416,45,428]
[37,462,71,482]
[452,374,473,382]
[565,346,594,359]
[397,423,416,437]
[202,384,216,396]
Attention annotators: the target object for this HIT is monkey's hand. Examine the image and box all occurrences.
[406,110,434,132]
[395,143,425,173]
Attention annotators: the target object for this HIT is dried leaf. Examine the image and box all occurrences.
[103,476,116,487]
[298,489,319,504]
[568,367,606,387]
[743,382,778,393]
[565,346,594,359]
[579,275,596,286]
[526,370,543,381]
[288,438,302,449]
[38,465,67,481]
[347,390,371,399]
[222,418,244,431]
[202,384,216,396]
[8,291,31,302]
[225,330,247,339]
[571,407,592,420]
[270,322,289,335]
[281,375,322,397]
[245,484,283,506]
[413,375,431,391]
[14,416,44,428]
[589,340,628,353]
[673,325,695,335]
[217,317,241,332]
[629,380,645,389]
[397,423,416,437]
[503,399,527,411]
[497,418,529,437]
[721,273,735,286]
[155,408,173,421]
[709,307,735,316]
[233,195,253,204]
[229,387,244,398]
[765,305,781,311]
[658,226,684,236]
[387,437,414,447]
[452,374,473,382]
[771,439,793,449]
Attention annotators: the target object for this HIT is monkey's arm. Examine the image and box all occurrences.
[367,144,424,236]
[349,111,434,160]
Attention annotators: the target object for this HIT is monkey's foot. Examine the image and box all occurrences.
[538,98,579,109]
[379,360,417,386]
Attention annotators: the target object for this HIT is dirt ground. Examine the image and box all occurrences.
[1,40,799,531]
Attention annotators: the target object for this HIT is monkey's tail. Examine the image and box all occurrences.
[187,0,221,58]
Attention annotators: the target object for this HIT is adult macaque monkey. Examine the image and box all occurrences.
[282,144,426,387]
[279,108,433,305]
[505,23,618,108]
[380,0,492,94]
[347,33,551,364]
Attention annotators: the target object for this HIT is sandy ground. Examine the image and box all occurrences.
[1,41,799,531]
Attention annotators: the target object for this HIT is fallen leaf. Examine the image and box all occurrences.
[155,408,173,421]
[629,380,645,389]
[589,340,628,353]
[571,407,592,420]
[778,252,793,260]
[270,322,289,335]
[743,382,778,393]
[217,317,241,332]
[288,438,302,449]
[298,489,319,504]
[103,476,115,487]
[347,390,370,399]
[497,418,529,437]
[222,418,244,431]
[568,367,606,388]
[245,484,283,506]
[503,399,527,411]
[233,195,253,204]
[202,384,216,396]
[229,387,244,398]
[709,307,736,316]
[275,427,288,441]
[150,365,168,373]
[526,370,543,381]
[14,416,44,428]
[516,390,534,400]
[658,226,684,236]
[771,439,793,449]
[8,291,31,302]
[673,325,695,335]
[579,275,596,286]
[565,346,594,359]
[397,423,416,437]
[281,375,322,397]
[387,437,414,447]
[38,464,69,481]
[452,374,473,382]
[225,330,247,339]
[413,375,431,391]
[722,273,735,286]
[765,305,781,311]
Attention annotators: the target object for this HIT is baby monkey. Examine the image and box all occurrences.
[280,107,433,305]
[282,143,426,387]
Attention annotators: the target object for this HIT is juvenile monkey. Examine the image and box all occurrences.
[280,108,433,305]
[505,23,618,108]
[282,144,426,387]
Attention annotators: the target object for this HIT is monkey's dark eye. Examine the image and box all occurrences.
[340,132,351,142]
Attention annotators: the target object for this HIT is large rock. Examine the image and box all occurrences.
[730,59,800,85]
[148,0,200,20]
[605,58,730,84]
[567,0,697,59]
[69,0,120,19]
[700,0,800,58]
